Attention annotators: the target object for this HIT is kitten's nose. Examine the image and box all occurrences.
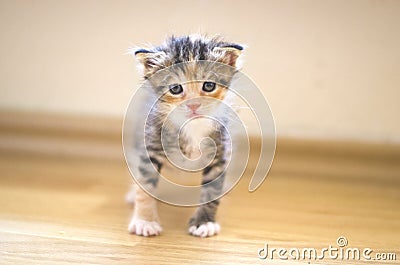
[186,103,201,112]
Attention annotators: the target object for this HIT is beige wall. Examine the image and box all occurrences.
[0,0,399,143]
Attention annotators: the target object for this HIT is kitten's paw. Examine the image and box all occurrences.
[128,218,162,236]
[188,222,220,237]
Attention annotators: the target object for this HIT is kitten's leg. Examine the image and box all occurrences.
[128,183,162,236]
[188,160,226,237]
[128,155,163,236]
[125,184,136,206]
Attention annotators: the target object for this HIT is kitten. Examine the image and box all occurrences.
[127,35,243,237]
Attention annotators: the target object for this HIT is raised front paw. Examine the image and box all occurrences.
[188,222,220,237]
[128,218,162,237]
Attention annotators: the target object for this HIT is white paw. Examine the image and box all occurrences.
[128,218,162,236]
[188,222,220,237]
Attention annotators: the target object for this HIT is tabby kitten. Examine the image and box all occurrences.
[127,35,243,237]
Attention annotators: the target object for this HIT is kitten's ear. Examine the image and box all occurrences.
[134,49,167,76]
[212,44,244,68]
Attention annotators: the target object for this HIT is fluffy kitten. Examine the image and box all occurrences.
[127,35,243,237]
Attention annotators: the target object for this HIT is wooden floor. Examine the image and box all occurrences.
[0,113,399,264]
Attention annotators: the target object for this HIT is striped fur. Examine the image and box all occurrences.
[129,35,243,237]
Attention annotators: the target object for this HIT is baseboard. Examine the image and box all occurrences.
[0,110,122,160]
[1,110,399,164]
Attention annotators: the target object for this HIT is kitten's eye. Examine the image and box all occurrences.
[169,84,183,95]
[202,82,216,92]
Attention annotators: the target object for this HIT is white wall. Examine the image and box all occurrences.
[0,0,399,143]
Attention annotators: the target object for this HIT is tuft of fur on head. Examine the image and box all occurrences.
[130,35,244,78]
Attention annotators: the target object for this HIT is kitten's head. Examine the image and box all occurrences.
[134,35,244,123]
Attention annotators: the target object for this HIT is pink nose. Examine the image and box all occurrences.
[186,103,201,112]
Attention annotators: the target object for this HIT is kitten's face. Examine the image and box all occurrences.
[160,81,227,115]
[148,59,237,127]
[134,35,243,125]
[158,80,227,125]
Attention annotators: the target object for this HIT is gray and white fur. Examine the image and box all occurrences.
[127,35,244,237]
